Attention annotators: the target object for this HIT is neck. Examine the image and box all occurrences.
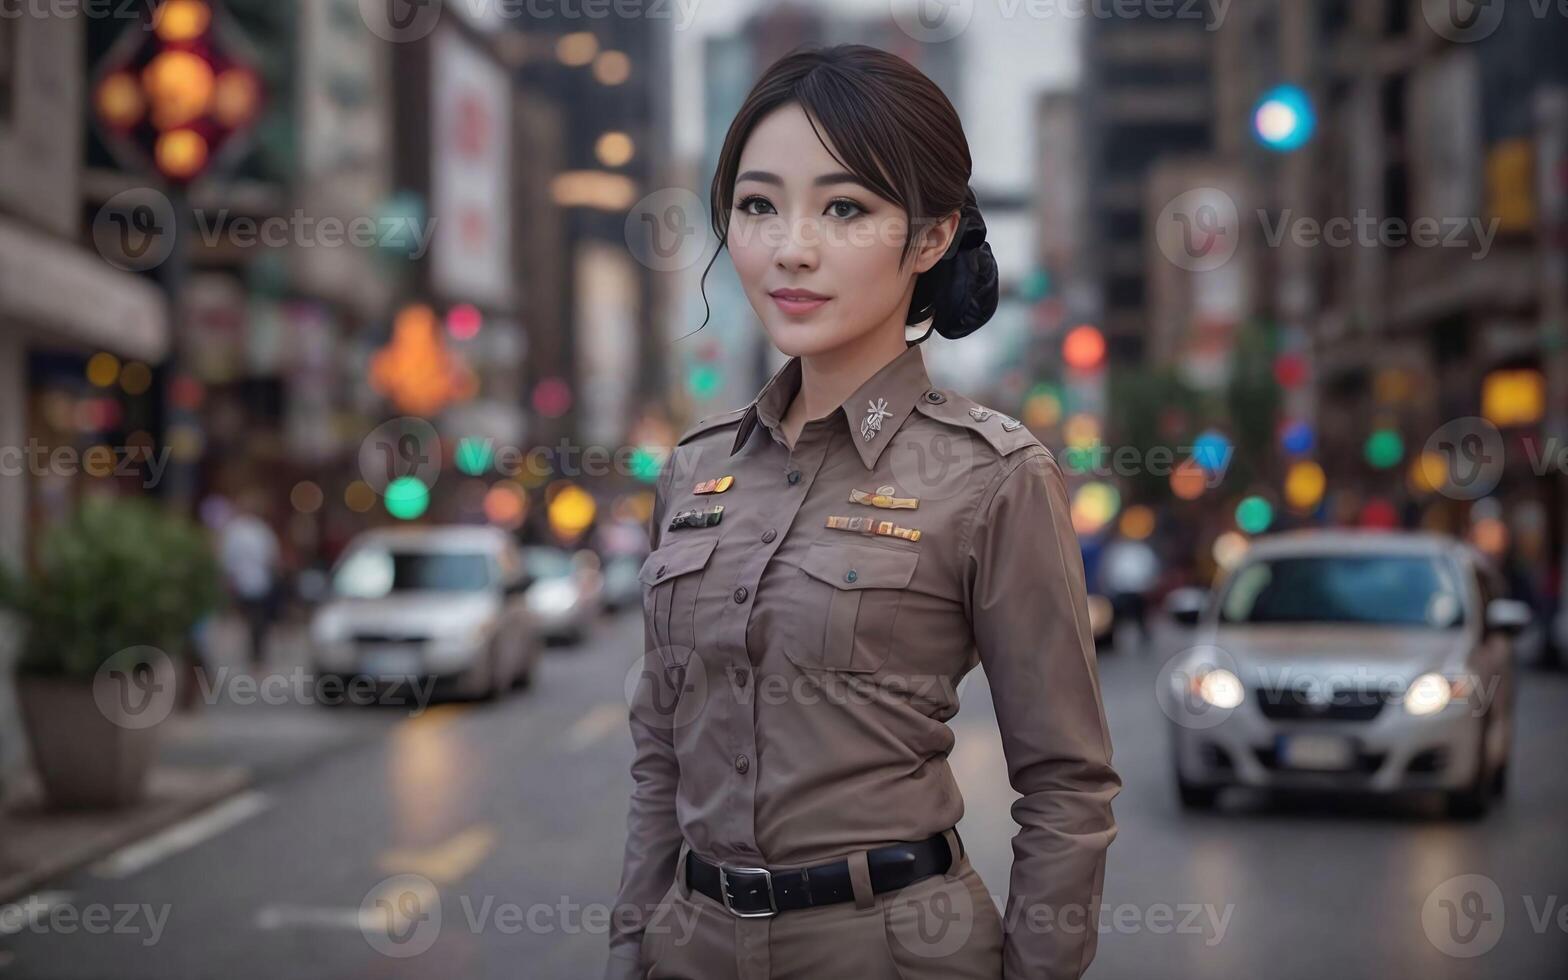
[793,327,910,423]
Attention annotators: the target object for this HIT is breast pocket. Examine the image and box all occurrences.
[783,540,919,673]
[639,535,719,665]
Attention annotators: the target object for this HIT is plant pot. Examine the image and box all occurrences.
[15,655,176,810]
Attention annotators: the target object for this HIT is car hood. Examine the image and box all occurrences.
[1199,623,1472,689]
[313,592,500,639]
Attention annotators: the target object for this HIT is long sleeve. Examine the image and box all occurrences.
[962,447,1121,980]
[604,463,684,980]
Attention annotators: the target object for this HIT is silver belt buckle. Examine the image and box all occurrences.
[719,865,777,918]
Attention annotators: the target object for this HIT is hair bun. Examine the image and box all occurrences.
[907,186,999,342]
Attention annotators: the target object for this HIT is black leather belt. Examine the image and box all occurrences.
[685,830,958,918]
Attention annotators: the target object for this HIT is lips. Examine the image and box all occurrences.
[769,288,831,315]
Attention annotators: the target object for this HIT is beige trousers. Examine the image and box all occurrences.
[638,829,1003,979]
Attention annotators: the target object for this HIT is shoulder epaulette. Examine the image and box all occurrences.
[675,406,748,446]
[913,390,1045,457]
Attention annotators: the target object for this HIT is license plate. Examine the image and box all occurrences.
[361,647,420,678]
[1276,733,1354,770]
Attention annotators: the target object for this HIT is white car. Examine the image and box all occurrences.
[310,526,542,699]
[1163,530,1529,818]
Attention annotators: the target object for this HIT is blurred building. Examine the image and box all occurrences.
[1079,6,1217,365]
[0,11,169,784]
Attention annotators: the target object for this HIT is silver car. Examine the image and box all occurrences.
[1163,531,1530,818]
[310,526,542,699]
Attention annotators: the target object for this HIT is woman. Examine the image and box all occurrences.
[608,44,1120,980]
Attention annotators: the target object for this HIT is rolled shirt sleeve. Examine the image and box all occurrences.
[605,464,684,979]
[963,448,1121,979]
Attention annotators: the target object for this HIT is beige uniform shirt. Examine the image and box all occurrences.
[607,343,1120,979]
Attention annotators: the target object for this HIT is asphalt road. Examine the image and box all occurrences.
[3,610,1566,979]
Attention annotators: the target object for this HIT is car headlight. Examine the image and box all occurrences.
[527,580,577,615]
[1191,667,1244,709]
[1404,672,1453,715]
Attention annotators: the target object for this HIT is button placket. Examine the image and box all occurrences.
[728,431,827,857]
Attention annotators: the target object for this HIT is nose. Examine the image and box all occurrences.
[773,214,820,273]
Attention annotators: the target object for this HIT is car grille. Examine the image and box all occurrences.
[1254,686,1390,722]
[351,632,430,646]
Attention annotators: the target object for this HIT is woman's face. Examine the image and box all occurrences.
[727,103,952,358]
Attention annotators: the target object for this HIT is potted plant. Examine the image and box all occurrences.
[0,496,222,809]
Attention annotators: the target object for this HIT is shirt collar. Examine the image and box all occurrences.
[729,343,933,470]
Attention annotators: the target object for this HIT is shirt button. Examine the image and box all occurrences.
[845,570,858,583]
[786,470,801,485]
[734,754,750,774]
[733,586,749,604]
[761,528,777,543]
[924,390,945,404]
[734,667,749,687]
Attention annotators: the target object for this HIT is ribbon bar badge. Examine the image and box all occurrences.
[693,476,734,495]
[826,515,921,542]
[669,505,724,530]
[849,485,918,510]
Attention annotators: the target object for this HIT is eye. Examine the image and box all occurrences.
[735,194,775,216]
[826,198,866,219]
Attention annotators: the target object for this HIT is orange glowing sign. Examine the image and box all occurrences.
[370,305,480,415]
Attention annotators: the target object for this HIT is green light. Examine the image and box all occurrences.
[455,436,493,476]
[1236,495,1273,534]
[1364,429,1404,469]
[1063,444,1095,474]
[688,364,722,400]
[630,446,662,483]
[385,476,429,520]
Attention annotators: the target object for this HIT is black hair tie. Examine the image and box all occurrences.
[906,185,999,343]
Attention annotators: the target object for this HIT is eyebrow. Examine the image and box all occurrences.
[734,170,875,192]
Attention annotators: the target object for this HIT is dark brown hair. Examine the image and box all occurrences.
[697,44,994,340]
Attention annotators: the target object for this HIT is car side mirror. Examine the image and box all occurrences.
[1485,598,1531,635]
[1165,587,1209,626]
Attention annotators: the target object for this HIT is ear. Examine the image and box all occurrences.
[912,209,961,275]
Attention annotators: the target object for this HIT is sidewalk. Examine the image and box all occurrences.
[0,615,398,903]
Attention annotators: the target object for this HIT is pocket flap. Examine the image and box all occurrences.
[639,536,719,586]
[800,540,918,590]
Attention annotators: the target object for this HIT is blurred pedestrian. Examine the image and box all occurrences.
[217,494,281,669]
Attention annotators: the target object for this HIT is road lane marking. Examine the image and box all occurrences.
[90,791,271,879]
[254,903,365,931]
[0,892,72,936]
[377,824,495,884]
[563,702,624,751]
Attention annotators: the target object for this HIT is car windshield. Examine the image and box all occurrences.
[333,548,494,597]
[1218,553,1466,628]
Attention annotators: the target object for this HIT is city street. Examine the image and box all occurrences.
[3,608,1565,980]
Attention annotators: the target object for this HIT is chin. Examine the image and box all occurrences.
[761,320,849,358]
